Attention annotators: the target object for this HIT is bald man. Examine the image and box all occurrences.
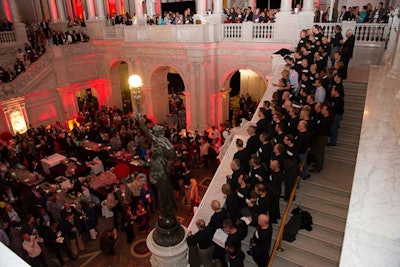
[208,200,228,231]
[187,219,214,267]
[248,214,273,267]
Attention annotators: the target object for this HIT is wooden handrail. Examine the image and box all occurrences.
[267,160,306,267]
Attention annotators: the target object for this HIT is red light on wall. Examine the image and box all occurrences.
[75,0,84,20]
[109,0,116,15]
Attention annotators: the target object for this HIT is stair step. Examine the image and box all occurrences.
[344,95,366,104]
[325,154,357,165]
[279,236,340,267]
[335,134,361,145]
[326,144,358,155]
[301,180,351,197]
[297,185,350,207]
[282,195,348,221]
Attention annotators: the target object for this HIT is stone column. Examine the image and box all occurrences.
[116,0,122,15]
[207,0,212,13]
[213,0,223,14]
[135,0,143,17]
[86,0,96,19]
[48,0,59,21]
[196,62,209,130]
[303,0,314,12]
[56,0,66,21]
[146,0,156,18]
[280,0,291,13]
[196,0,206,15]
[183,91,192,130]
[7,0,21,22]
[387,29,400,79]
[95,0,106,19]
[66,0,74,21]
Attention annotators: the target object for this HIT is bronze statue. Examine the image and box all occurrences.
[138,115,184,246]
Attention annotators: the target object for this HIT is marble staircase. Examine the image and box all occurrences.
[241,179,351,267]
[325,81,368,165]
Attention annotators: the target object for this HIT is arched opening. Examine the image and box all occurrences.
[110,60,131,113]
[226,69,267,127]
[150,66,187,129]
[76,88,99,113]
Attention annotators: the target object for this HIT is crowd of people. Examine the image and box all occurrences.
[224,7,278,23]
[0,94,229,266]
[0,20,13,31]
[0,20,89,84]
[186,23,352,266]
[319,2,394,23]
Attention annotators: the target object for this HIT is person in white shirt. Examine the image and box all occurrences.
[314,78,326,103]
[284,64,299,95]
[22,233,48,267]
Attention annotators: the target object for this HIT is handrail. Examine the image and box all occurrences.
[267,160,306,267]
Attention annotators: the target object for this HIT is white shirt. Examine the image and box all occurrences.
[22,236,43,258]
[289,69,300,92]
[315,86,326,103]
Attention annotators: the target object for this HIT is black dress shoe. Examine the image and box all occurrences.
[326,143,336,147]
[310,169,321,173]
[302,174,311,180]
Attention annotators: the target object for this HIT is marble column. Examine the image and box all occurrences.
[196,0,206,15]
[116,0,122,15]
[56,0,66,21]
[66,0,74,21]
[86,0,96,19]
[196,62,209,130]
[382,25,399,66]
[48,0,59,21]
[6,0,21,22]
[387,29,400,79]
[213,0,223,14]
[94,0,106,18]
[280,0,291,13]
[303,0,314,12]
[146,0,156,18]
[207,0,212,13]
[134,0,143,17]
[183,91,192,130]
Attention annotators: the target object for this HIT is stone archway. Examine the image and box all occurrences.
[220,67,268,127]
[148,65,188,128]
[110,60,131,111]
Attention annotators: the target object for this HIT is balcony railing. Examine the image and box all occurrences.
[102,22,388,45]
[0,31,16,43]
[222,23,276,41]
[317,22,389,44]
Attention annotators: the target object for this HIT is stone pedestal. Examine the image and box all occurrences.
[13,22,28,42]
[146,226,188,267]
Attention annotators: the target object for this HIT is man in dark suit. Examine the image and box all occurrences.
[369,2,386,23]
[340,29,355,79]
[338,6,352,22]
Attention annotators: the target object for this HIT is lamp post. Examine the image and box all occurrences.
[128,74,143,114]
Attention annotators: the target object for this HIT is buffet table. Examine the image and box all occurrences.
[41,153,67,174]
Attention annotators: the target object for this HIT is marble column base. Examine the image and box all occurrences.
[146,226,189,267]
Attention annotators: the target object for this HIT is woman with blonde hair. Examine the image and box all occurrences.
[189,178,199,214]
